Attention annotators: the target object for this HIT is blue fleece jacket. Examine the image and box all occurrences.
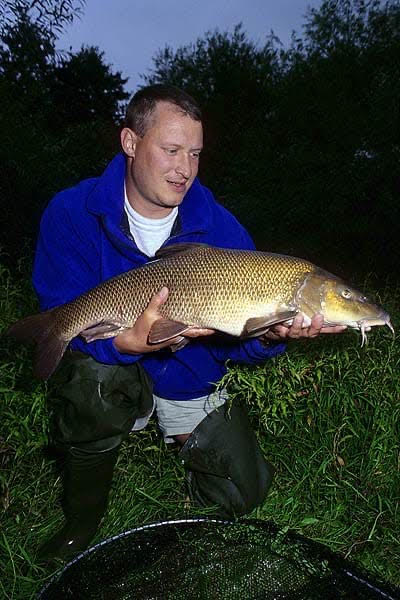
[33,154,286,400]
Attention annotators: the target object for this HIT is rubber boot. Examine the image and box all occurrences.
[38,445,119,562]
[180,403,274,518]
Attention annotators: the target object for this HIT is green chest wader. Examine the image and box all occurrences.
[39,352,153,561]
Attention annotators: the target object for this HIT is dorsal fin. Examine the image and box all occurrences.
[155,243,210,260]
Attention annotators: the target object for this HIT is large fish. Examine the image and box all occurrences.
[8,244,394,380]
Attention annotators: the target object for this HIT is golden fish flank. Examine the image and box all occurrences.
[7,244,394,380]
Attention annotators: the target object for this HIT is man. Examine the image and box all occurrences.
[34,85,345,561]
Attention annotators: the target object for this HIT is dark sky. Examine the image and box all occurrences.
[57,0,319,95]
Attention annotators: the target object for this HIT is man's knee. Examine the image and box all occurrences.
[187,464,274,517]
[180,403,274,517]
[47,351,153,451]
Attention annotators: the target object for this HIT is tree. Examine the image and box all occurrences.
[51,46,128,127]
[279,0,400,273]
[0,0,85,37]
[301,0,400,56]
[145,24,279,103]
[0,4,128,261]
[0,13,57,117]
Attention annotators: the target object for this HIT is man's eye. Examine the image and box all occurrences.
[165,148,177,155]
[191,152,201,159]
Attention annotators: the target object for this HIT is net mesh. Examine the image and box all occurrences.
[38,519,399,600]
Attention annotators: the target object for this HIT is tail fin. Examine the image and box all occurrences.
[7,309,68,380]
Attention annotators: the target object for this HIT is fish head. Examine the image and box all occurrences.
[296,269,394,344]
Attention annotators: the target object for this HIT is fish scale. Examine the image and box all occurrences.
[8,243,393,380]
[57,247,316,339]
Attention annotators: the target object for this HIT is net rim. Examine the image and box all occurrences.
[37,517,233,598]
[37,517,400,600]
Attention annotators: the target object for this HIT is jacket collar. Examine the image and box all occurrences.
[86,153,125,218]
[86,153,211,234]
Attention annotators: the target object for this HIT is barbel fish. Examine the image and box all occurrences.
[8,244,394,380]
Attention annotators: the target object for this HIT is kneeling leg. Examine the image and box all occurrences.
[179,402,274,518]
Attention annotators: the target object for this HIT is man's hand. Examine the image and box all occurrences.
[113,287,214,355]
[262,313,347,342]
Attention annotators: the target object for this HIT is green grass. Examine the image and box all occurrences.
[1,263,399,598]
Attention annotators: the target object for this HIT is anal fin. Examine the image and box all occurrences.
[169,336,190,352]
[80,320,128,343]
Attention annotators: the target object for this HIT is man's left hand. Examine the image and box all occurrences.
[262,313,347,341]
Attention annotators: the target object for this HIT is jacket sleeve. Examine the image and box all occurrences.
[208,337,286,365]
[32,193,140,366]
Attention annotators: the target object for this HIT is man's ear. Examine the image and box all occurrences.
[121,128,138,158]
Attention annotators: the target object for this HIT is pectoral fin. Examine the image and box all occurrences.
[148,318,191,344]
[242,311,298,337]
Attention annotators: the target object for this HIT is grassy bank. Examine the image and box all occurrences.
[1,263,399,598]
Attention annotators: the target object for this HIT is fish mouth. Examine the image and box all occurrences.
[358,312,395,346]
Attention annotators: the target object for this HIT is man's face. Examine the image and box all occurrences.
[122,101,203,218]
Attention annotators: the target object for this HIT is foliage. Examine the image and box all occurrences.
[144,23,280,102]
[279,0,400,275]
[0,6,128,262]
[51,46,128,126]
[301,0,400,54]
[0,0,85,37]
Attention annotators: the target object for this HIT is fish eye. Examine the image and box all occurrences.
[341,289,352,299]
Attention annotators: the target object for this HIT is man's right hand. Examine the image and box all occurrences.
[113,287,214,355]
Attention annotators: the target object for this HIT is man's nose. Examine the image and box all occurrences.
[176,154,191,179]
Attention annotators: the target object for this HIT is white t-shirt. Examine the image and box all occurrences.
[124,187,178,257]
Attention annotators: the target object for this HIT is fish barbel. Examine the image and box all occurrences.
[8,243,394,379]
